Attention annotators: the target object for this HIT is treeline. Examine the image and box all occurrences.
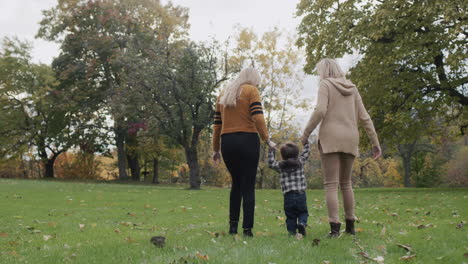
[0,0,467,188]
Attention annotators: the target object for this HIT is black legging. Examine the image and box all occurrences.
[221,132,260,229]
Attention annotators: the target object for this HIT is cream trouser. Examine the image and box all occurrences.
[320,146,356,223]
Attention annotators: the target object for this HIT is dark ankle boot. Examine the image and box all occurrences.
[345,219,355,235]
[229,221,238,235]
[243,228,253,237]
[297,223,307,236]
[328,222,341,238]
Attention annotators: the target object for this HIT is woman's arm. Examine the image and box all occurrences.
[212,98,222,153]
[301,81,329,144]
[249,86,270,143]
[356,93,380,148]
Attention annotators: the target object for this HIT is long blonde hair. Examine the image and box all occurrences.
[220,67,261,107]
[316,58,345,79]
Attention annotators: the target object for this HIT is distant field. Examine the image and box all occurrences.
[0,179,466,263]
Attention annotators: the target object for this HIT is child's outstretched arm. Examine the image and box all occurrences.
[268,148,281,172]
[299,143,311,164]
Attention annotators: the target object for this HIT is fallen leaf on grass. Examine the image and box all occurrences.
[43,235,52,241]
[373,256,385,263]
[79,224,85,230]
[312,238,321,246]
[204,230,220,238]
[0,233,8,237]
[396,244,412,252]
[114,228,121,234]
[356,227,364,233]
[276,216,285,221]
[322,261,330,264]
[417,223,433,229]
[124,237,135,243]
[400,254,416,260]
[195,252,209,260]
[9,241,19,246]
[380,226,386,236]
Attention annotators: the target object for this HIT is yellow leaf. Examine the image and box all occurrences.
[195,252,209,260]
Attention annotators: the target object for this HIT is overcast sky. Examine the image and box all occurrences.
[0,0,356,129]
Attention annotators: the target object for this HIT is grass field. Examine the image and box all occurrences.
[0,179,466,264]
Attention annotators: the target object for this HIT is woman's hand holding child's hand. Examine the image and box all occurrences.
[267,140,276,149]
[212,152,221,165]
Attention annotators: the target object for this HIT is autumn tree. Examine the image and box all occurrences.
[37,0,189,180]
[0,38,89,178]
[124,38,229,189]
[296,0,467,186]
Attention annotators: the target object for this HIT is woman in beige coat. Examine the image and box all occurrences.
[301,58,382,237]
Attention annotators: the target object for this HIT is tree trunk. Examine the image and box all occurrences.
[398,142,416,187]
[127,153,140,181]
[185,146,200,189]
[402,155,411,187]
[152,158,159,184]
[43,153,61,178]
[115,122,128,180]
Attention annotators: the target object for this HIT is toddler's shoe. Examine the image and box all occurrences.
[297,223,307,236]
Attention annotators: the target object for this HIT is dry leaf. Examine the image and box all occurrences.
[312,238,321,246]
[114,228,121,234]
[400,254,416,260]
[396,244,412,252]
[124,237,135,243]
[43,235,52,241]
[322,261,330,264]
[195,252,209,261]
[356,227,364,233]
[380,226,386,236]
[79,224,85,230]
[276,216,285,221]
[373,256,384,264]
[0,233,8,237]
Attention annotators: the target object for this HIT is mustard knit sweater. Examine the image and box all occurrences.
[212,84,269,152]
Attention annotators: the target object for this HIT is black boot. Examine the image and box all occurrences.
[243,228,253,237]
[328,222,341,238]
[229,221,238,235]
[297,223,307,237]
[345,219,355,235]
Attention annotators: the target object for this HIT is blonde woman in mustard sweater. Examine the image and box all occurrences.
[301,58,382,237]
[212,67,276,237]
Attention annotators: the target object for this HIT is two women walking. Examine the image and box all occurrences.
[212,59,381,237]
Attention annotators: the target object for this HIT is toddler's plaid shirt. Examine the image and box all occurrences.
[268,143,311,194]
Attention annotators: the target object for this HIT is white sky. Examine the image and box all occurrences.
[0,0,355,130]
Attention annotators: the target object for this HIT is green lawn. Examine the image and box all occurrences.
[0,179,466,264]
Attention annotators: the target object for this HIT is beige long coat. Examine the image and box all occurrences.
[302,77,380,157]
